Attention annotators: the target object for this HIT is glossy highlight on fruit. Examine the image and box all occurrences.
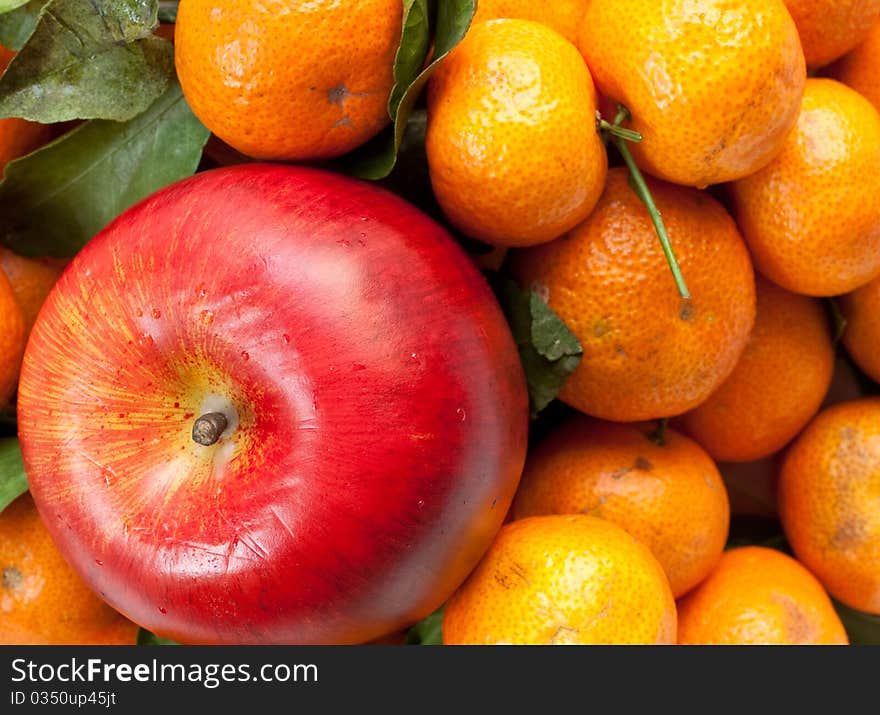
[578,0,806,188]
[443,514,677,645]
[17,164,530,645]
[778,398,880,615]
[730,78,880,297]
[677,546,849,645]
[513,418,730,598]
[174,0,403,161]
[509,168,756,422]
[427,19,607,247]
[681,275,834,462]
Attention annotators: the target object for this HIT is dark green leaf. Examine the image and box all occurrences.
[493,275,583,417]
[344,0,475,180]
[156,0,176,23]
[0,0,47,50]
[137,628,179,645]
[530,293,583,362]
[834,600,880,645]
[405,607,443,645]
[0,80,210,257]
[388,0,431,120]
[0,0,173,122]
[0,438,27,514]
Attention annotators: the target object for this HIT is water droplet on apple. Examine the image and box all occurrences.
[417,500,425,509]
[200,310,215,326]
[282,334,291,344]
[158,607,167,615]
[151,308,161,319]
[241,351,250,361]
[456,407,467,422]
[196,284,208,298]
[95,559,103,566]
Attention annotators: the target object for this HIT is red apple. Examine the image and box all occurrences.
[17,164,529,644]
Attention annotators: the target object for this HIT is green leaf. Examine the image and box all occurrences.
[0,438,27,514]
[834,600,880,645]
[0,0,173,122]
[530,293,583,362]
[0,0,47,50]
[388,0,431,119]
[343,0,475,180]
[0,80,210,257]
[405,607,443,645]
[493,275,583,417]
[0,0,30,14]
[156,0,176,23]
[137,628,179,646]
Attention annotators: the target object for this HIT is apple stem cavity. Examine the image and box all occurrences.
[192,411,229,446]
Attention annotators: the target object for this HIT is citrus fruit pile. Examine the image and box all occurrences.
[0,0,879,646]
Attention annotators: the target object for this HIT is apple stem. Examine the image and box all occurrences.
[192,411,228,446]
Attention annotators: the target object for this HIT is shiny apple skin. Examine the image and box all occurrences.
[17,164,529,644]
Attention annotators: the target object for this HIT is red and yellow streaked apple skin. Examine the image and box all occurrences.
[18,164,529,644]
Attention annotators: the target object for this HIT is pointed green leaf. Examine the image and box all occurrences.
[0,438,27,514]
[388,0,431,120]
[530,293,583,362]
[0,81,209,257]
[137,628,179,645]
[343,0,475,180]
[405,607,443,645]
[0,0,47,50]
[493,275,583,417]
[0,0,173,122]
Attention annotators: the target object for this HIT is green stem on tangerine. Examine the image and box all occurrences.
[602,106,691,300]
[596,113,643,143]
